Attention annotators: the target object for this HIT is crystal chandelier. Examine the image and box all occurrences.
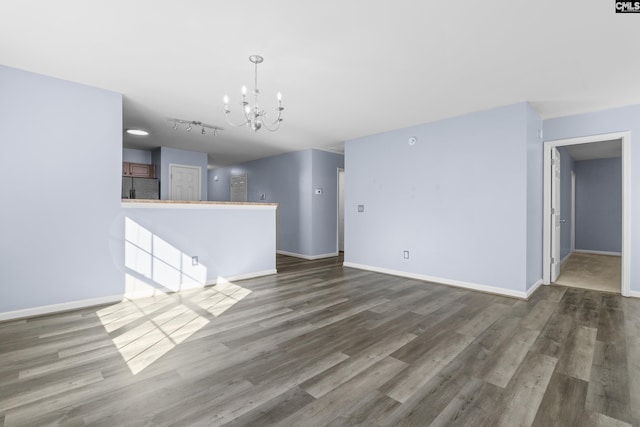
[223,55,283,132]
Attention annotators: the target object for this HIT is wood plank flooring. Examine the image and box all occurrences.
[1,254,639,426]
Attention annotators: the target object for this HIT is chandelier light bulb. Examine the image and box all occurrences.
[201,128,206,135]
[277,92,282,101]
[186,124,192,132]
[223,95,229,104]
[241,86,247,95]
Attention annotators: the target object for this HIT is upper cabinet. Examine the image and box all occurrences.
[123,162,155,178]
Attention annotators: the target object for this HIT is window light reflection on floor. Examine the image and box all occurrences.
[95,218,252,375]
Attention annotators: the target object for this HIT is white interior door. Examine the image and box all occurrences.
[551,147,561,282]
[230,175,247,202]
[170,165,201,201]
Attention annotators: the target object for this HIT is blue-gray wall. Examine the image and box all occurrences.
[574,158,622,253]
[0,65,124,312]
[155,147,208,200]
[544,104,639,293]
[526,104,544,290]
[312,150,345,255]
[558,147,575,260]
[208,149,344,257]
[345,103,536,294]
[123,148,152,164]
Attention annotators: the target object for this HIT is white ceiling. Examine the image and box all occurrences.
[2,1,639,167]
[564,139,622,161]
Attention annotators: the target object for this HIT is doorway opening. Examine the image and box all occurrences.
[543,132,630,296]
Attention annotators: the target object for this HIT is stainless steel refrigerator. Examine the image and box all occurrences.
[122,177,159,200]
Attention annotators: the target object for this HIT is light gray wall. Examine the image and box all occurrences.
[543,104,639,292]
[574,158,622,253]
[208,149,344,257]
[119,206,276,290]
[157,147,208,200]
[311,150,345,256]
[558,147,575,261]
[526,104,544,290]
[345,103,531,293]
[0,65,124,312]
[123,148,152,164]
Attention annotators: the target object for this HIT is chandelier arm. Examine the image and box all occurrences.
[261,113,282,132]
[223,112,249,128]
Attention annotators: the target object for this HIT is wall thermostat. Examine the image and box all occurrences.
[408,136,417,146]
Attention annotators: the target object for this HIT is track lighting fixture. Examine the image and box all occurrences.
[168,118,223,137]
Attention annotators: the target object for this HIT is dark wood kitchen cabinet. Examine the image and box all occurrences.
[123,162,155,178]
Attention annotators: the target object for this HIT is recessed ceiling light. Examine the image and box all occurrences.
[126,129,149,136]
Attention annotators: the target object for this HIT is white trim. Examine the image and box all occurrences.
[205,269,277,285]
[629,290,640,299]
[343,262,528,299]
[169,163,202,201]
[0,268,279,322]
[571,170,576,252]
[574,249,622,257]
[336,167,345,254]
[277,250,339,260]
[526,279,544,299]
[561,252,572,265]
[122,201,277,210]
[543,131,631,297]
[0,295,123,322]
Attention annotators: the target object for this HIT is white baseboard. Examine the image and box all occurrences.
[0,295,123,322]
[206,269,277,285]
[574,249,621,256]
[343,262,527,299]
[526,279,544,299]
[0,269,278,323]
[276,250,338,260]
[561,253,572,265]
[628,290,640,299]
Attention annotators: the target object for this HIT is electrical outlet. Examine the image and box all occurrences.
[192,256,198,265]
[358,204,364,212]
[403,250,410,259]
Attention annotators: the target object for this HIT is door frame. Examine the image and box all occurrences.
[336,168,345,253]
[168,164,202,201]
[570,170,576,253]
[542,131,630,297]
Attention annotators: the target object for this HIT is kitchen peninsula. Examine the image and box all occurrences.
[120,199,278,299]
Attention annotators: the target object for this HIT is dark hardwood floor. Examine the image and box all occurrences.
[1,254,639,426]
